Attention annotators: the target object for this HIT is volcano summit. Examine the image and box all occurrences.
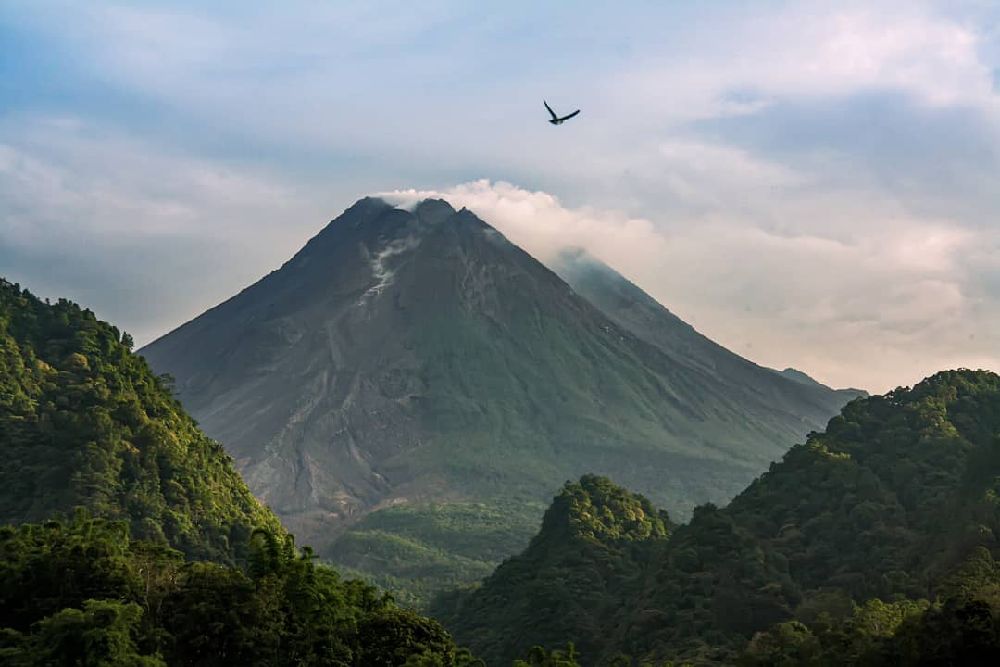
[141,196,859,597]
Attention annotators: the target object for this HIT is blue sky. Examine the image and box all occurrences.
[2,1,1000,390]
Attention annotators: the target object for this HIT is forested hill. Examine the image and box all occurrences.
[435,370,1000,665]
[0,278,480,665]
[0,514,487,666]
[0,278,282,563]
[432,476,673,662]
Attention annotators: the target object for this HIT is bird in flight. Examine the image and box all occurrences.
[544,101,580,125]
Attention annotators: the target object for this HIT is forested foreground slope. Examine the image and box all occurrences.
[0,278,286,562]
[0,517,480,666]
[0,279,478,666]
[434,370,1000,665]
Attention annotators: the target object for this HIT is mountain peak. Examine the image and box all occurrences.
[413,197,456,224]
[778,367,823,387]
[539,475,672,544]
[344,194,394,221]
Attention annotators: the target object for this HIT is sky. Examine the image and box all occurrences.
[2,1,1000,392]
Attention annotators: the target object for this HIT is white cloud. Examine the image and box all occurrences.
[0,118,321,242]
[16,1,997,168]
[764,8,991,105]
[613,3,999,127]
[0,117,340,344]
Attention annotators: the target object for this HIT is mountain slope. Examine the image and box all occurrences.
[139,197,857,595]
[436,370,1000,665]
[551,247,866,416]
[776,366,865,402]
[0,278,282,563]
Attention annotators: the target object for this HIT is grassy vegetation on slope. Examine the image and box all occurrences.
[328,499,545,608]
[0,278,282,563]
[434,370,1000,666]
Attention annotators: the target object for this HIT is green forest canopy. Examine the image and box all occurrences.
[435,370,1000,665]
[5,277,1000,665]
[0,279,479,665]
[0,278,284,563]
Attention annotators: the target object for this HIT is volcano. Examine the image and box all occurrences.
[141,196,859,597]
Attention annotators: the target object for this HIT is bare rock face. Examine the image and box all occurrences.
[141,197,856,553]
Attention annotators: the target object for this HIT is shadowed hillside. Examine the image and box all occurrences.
[435,370,1000,665]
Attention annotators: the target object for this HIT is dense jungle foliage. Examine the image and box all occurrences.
[433,475,673,663]
[436,370,1000,665]
[0,280,480,665]
[0,279,283,563]
[6,277,1000,665]
[0,513,478,666]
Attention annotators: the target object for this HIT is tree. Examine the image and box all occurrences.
[24,599,164,666]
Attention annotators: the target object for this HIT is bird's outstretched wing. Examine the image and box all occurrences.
[558,109,581,122]
[544,101,558,121]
